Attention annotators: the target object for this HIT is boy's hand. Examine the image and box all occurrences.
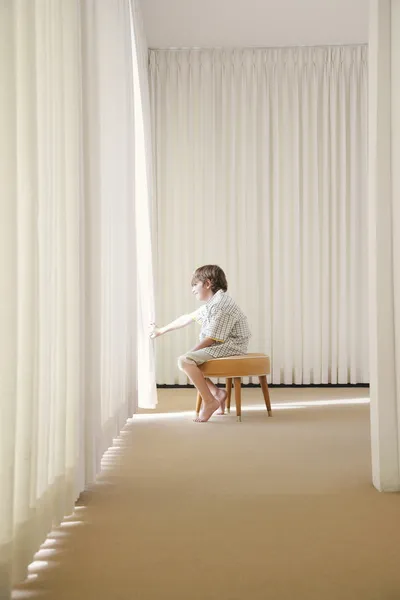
[149,323,162,339]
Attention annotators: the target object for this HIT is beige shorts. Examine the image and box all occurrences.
[183,349,212,365]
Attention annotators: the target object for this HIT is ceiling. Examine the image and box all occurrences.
[140,0,368,49]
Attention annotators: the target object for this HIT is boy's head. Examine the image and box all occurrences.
[191,265,228,300]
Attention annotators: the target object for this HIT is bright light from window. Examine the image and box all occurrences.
[129,2,157,410]
[12,590,40,599]
[59,521,84,528]
[130,397,370,421]
[27,560,48,572]
[41,538,57,548]
[34,549,58,559]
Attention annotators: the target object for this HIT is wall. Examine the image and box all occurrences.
[141,0,368,48]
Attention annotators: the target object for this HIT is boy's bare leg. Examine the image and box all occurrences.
[178,358,219,422]
[205,378,227,415]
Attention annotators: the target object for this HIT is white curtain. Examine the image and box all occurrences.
[0,0,155,595]
[149,46,369,386]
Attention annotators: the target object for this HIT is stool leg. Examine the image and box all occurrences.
[259,375,272,416]
[234,377,242,422]
[195,392,202,416]
[226,378,232,413]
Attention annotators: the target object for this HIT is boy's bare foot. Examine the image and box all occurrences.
[215,388,227,415]
[193,398,220,422]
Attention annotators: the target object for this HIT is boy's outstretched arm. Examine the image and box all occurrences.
[150,313,194,338]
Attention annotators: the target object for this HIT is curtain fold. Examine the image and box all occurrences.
[0,0,156,595]
[149,46,369,385]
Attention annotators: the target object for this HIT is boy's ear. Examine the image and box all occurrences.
[205,279,212,289]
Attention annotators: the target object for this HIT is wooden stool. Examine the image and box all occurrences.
[195,353,272,422]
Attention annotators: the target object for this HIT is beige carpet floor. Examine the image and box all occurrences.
[13,387,400,600]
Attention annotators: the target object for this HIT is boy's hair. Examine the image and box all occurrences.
[191,265,228,293]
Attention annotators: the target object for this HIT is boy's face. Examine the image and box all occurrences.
[192,279,213,302]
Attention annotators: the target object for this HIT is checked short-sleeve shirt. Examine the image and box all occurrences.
[191,290,251,358]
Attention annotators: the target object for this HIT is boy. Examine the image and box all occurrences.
[150,265,251,422]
